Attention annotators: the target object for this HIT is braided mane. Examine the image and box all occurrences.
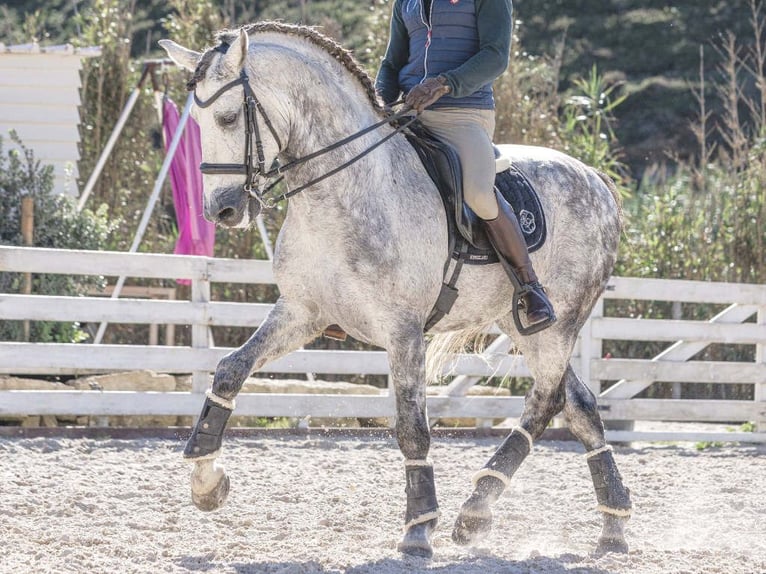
[187,22,384,114]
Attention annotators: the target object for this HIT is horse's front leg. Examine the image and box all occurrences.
[389,321,439,559]
[184,297,322,511]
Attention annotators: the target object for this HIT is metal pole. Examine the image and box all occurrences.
[76,64,153,213]
[255,215,274,260]
[92,92,194,345]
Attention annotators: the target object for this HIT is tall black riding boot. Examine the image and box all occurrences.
[483,192,556,325]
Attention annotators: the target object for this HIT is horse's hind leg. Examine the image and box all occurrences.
[389,320,439,559]
[452,331,570,546]
[184,297,321,511]
[562,365,631,554]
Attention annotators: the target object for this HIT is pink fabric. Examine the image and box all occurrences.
[163,97,215,276]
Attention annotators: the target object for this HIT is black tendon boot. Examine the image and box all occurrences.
[452,429,532,545]
[184,392,234,459]
[586,446,632,554]
[586,447,632,515]
[483,191,555,326]
[398,462,440,558]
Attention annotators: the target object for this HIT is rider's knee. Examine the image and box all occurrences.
[464,184,499,219]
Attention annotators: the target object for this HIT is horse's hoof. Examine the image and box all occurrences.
[397,521,436,559]
[595,536,629,555]
[191,469,230,512]
[451,497,492,546]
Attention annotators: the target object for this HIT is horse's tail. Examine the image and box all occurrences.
[596,170,624,230]
[425,325,492,385]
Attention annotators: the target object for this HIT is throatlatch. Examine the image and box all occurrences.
[585,446,632,517]
[184,391,234,459]
[403,461,440,531]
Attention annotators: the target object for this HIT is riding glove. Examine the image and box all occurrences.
[405,76,451,113]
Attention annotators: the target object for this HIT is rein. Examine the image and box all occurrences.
[193,65,417,207]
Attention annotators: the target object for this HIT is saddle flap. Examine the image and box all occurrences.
[405,122,547,255]
[405,123,484,248]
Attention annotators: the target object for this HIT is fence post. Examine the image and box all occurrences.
[191,262,211,394]
[671,301,683,399]
[756,306,765,432]
[21,196,34,342]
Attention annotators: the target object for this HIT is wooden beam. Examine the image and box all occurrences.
[0,391,760,425]
[598,398,764,422]
[599,304,759,399]
[0,294,274,327]
[593,359,766,385]
[0,246,275,284]
[604,430,766,443]
[0,343,534,378]
[608,276,766,305]
[0,390,529,419]
[593,316,766,344]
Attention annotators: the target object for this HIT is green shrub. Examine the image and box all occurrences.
[560,64,630,193]
[0,131,113,343]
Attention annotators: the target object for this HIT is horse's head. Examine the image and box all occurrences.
[160,29,283,228]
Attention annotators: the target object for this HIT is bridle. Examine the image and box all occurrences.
[192,48,417,208]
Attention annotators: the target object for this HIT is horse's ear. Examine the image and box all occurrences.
[221,27,250,72]
[158,39,201,72]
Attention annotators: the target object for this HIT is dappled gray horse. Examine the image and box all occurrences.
[160,23,631,558]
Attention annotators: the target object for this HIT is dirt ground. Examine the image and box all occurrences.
[1,433,764,574]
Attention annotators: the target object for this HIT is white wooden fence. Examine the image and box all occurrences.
[0,245,764,443]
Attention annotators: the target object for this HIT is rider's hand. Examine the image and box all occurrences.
[405,76,451,113]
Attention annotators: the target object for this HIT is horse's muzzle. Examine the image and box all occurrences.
[205,186,261,227]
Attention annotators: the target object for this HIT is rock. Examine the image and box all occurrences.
[0,377,69,426]
[428,385,511,428]
[69,370,179,427]
[0,376,69,391]
[239,378,385,428]
[70,370,176,392]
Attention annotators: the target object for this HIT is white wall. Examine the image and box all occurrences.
[0,43,100,196]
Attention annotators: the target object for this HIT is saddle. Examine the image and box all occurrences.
[404,122,548,332]
[405,123,547,264]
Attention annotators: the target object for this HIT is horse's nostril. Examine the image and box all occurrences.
[218,207,236,222]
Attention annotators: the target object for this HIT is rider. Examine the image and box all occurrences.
[375,0,555,326]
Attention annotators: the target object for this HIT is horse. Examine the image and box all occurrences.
[160,23,632,559]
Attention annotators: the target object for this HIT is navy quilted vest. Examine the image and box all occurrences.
[398,0,494,109]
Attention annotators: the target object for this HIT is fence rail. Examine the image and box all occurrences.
[1,246,764,442]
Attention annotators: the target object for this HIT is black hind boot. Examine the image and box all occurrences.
[483,191,556,325]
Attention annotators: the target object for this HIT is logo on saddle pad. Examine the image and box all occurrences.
[518,209,536,235]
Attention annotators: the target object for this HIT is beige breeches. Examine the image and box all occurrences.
[418,107,498,220]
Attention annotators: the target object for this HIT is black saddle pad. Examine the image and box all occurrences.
[494,165,547,252]
[405,123,547,265]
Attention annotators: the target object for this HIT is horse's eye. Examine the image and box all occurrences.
[216,112,238,127]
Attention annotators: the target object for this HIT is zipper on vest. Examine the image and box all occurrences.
[419,0,434,81]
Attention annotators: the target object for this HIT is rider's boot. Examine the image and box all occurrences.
[483,192,555,325]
